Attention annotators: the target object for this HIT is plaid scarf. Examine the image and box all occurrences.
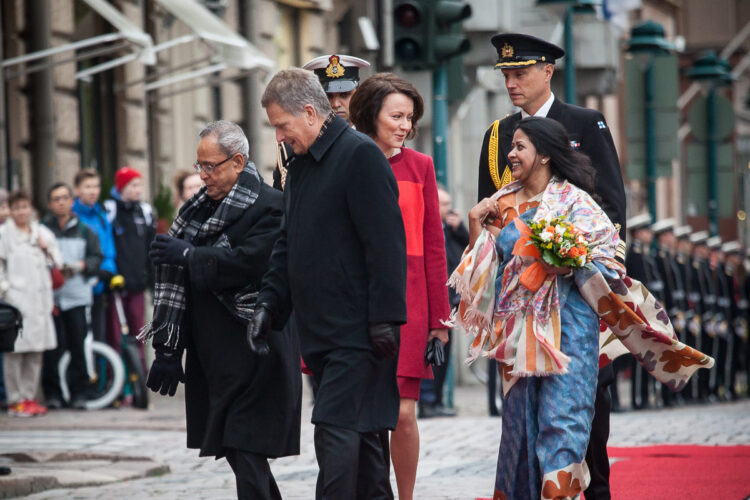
[138,162,262,350]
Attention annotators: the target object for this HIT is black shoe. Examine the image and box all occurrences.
[70,397,88,410]
[418,403,457,419]
[0,466,10,476]
[45,397,63,410]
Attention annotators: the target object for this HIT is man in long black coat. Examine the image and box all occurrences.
[476,33,627,500]
[145,120,301,500]
[249,68,407,500]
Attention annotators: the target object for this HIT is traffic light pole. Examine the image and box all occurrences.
[645,58,657,222]
[707,84,718,236]
[564,6,576,105]
[433,64,449,187]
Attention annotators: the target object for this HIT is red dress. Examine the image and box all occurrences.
[389,147,451,399]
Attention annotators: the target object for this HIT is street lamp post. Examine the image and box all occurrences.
[537,0,598,106]
[687,52,733,236]
[625,20,675,223]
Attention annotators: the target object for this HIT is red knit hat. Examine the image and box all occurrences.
[114,166,142,191]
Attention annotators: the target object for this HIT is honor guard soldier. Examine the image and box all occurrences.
[690,231,715,402]
[675,225,700,401]
[652,218,687,406]
[626,214,662,409]
[723,241,746,399]
[476,35,627,497]
[708,236,732,400]
[302,54,370,125]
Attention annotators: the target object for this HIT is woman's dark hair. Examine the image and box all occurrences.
[514,116,600,202]
[349,73,424,141]
[8,189,31,207]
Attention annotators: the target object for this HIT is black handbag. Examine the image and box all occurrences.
[0,299,22,353]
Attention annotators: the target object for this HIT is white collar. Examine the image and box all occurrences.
[521,92,555,119]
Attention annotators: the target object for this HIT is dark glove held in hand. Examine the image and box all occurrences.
[247,305,273,356]
[146,349,185,396]
[369,323,399,358]
[424,337,445,367]
[149,234,194,266]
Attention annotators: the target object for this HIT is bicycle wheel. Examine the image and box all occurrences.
[59,341,125,410]
[122,336,149,409]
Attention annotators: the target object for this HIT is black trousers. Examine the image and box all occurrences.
[432,333,452,406]
[584,363,614,500]
[224,448,281,500]
[42,306,88,400]
[91,293,108,344]
[314,424,393,500]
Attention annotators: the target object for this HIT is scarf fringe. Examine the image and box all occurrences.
[137,322,182,350]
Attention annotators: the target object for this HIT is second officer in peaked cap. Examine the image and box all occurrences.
[303,54,370,125]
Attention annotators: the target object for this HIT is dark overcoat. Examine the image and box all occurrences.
[181,183,301,459]
[477,98,627,241]
[258,115,407,432]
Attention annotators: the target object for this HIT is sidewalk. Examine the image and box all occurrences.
[1,383,748,499]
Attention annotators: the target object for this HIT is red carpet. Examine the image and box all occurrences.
[477,445,750,500]
[605,445,750,499]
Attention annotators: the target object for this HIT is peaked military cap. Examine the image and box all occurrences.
[722,241,741,255]
[302,54,370,93]
[690,230,709,245]
[491,33,565,69]
[674,225,692,239]
[627,213,652,232]
[706,236,723,250]
[651,218,676,235]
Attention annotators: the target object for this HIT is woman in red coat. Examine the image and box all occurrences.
[351,73,451,500]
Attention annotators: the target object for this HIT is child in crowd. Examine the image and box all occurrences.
[105,167,155,368]
[72,169,117,347]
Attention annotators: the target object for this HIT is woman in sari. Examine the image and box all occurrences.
[452,117,713,500]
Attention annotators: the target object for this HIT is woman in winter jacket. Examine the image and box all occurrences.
[0,190,61,417]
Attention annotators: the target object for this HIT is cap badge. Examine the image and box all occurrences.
[501,43,514,59]
[325,55,345,79]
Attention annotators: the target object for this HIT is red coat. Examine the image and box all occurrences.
[389,148,451,379]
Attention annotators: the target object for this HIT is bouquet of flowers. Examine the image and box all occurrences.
[527,217,590,268]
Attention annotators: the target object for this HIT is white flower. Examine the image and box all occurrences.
[540,231,553,242]
[555,225,566,235]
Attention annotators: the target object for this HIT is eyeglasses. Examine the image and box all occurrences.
[193,156,232,174]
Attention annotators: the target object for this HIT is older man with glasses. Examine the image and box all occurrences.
[144,120,302,500]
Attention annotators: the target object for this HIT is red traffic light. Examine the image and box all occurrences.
[395,3,421,28]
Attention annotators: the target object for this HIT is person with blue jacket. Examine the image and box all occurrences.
[72,168,117,347]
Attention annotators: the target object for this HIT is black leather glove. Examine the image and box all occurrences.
[369,323,399,358]
[247,304,273,356]
[149,234,194,267]
[146,349,185,396]
[424,337,445,367]
[98,269,114,286]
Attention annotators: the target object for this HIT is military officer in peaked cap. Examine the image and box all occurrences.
[303,54,370,125]
[476,33,628,499]
[723,241,747,399]
[708,236,733,400]
[626,214,663,411]
[690,230,715,401]
[652,219,687,406]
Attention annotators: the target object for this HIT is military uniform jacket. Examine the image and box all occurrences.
[626,241,664,302]
[713,262,732,336]
[477,98,627,242]
[692,257,716,328]
[727,265,748,339]
[656,246,687,318]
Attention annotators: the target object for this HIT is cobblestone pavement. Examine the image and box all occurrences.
[1,383,749,499]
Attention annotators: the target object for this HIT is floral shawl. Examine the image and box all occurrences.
[449,179,714,394]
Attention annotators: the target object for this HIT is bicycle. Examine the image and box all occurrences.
[58,276,149,410]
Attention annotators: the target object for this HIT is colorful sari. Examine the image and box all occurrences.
[449,179,714,500]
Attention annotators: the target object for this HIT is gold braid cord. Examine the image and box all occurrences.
[488,119,514,191]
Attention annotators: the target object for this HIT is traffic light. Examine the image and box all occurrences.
[394,1,428,70]
[393,0,472,70]
[433,1,472,62]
